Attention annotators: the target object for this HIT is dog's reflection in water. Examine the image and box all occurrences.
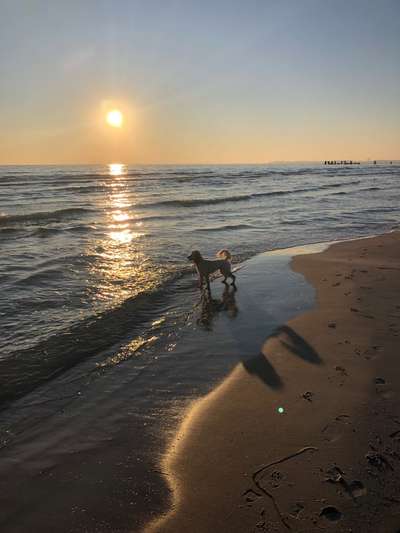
[197,284,238,330]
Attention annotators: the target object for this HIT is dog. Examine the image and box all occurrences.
[187,249,236,290]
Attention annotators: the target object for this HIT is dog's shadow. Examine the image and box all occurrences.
[197,284,238,330]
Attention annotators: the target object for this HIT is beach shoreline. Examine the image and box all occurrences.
[0,231,399,532]
[147,230,400,533]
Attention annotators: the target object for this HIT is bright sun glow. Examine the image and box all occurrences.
[108,163,125,176]
[106,109,123,128]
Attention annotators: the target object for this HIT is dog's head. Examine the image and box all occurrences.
[187,250,202,263]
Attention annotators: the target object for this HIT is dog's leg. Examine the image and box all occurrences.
[220,268,229,285]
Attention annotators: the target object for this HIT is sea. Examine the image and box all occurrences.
[1,162,399,407]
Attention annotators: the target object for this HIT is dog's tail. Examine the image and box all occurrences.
[217,249,232,261]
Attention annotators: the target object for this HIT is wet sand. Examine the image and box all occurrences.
[1,233,399,532]
[148,231,400,532]
[0,243,319,532]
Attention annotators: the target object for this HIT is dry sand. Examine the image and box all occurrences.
[148,231,400,533]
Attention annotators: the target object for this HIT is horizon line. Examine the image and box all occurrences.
[1,159,399,167]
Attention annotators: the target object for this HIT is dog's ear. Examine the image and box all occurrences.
[188,250,201,262]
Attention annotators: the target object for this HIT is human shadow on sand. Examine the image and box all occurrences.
[242,353,283,390]
[197,285,322,391]
[197,285,284,390]
[243,325,322,390]
[269,325,322,365]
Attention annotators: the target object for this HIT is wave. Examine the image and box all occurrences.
[281,219,308,226]
[137,182,362,209]
[330,185,381,196]
[194,223,257,232]
[362,186,381,192]
[50,184,106,194]
[141,193,253,208]
[64,223,97,233]
[0,207,94,226]
[16,267,66,286]
[0,270,188,406]
[139,190,293,209]
[34,253,101,270]
[0,226,24,236]
[32,227,63,238]
[321,180,360,188]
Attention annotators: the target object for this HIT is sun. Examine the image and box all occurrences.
[106,109,123,128]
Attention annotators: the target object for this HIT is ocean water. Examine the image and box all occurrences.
[1,162,399,404]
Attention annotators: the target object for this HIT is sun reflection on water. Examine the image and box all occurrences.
[108,163,126,176]
[112,211,130,222]
[109,229,144,244]
[106,164,141,244]
[85,163,167,310]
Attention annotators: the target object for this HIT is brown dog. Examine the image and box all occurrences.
[187,249,236,290]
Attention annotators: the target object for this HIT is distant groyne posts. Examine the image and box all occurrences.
[324,160,361,165]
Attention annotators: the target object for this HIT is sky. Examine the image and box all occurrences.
[0,0,399,164]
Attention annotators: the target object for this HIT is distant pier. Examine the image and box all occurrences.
[324,160,360,165]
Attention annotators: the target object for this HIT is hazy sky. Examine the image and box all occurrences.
[1,0,399,164]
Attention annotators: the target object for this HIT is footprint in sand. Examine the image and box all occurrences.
[302,391,314,402]
[242,488,261,505]
[374,377,396,399]
[347,480,367,498]
[287,502,305,521]
[363,349,379,360]
[335,366,347,376]
[269,469,285,488]
[245,446,318,529]
[320,506,342,521]
[322,415,351,443]
[365,451,394,472]
[377,388,395,400]
[325,466,367,499]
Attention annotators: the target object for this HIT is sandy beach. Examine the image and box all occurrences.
[2,1,399,530]
[1,231,399,532]
[148,231,400,533]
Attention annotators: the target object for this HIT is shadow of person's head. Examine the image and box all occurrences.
[272,325,322,364]
[242,352,283,390]
[241,325,322,390]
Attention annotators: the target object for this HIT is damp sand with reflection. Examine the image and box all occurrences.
[147,232,400,533]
